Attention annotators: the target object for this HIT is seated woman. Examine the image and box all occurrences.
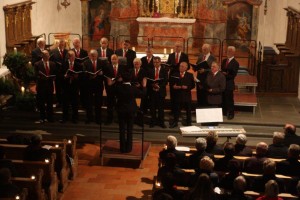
[256,180,283,200]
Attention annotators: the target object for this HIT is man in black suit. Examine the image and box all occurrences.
[115,40,136,69]
[195,43,216,107]
[103,54,127,125]
[221,46,239,120]
[34,50,56,123]
[60,51,82,124]
[141,47,154,114]
[115,72,145,153]
[166,42,189,115]
[266,131,288,159]
[169,62,195,128]
[97,37,114,64]
[71,37,89,109]
[83,49,107,124]
[206,61,226,108]
[148,56,168,128]
[276,144,300,177]
[50,39,68,108]
[31,37,46,66]
[243,142,268,174]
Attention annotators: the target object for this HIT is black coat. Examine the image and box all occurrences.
[115,48,136,69]
[147,67,168,97]
[206,71,226,105]
[221,58,239,90]
[35,60,56,93]
[83,59,107,91]
[166,52,189,73]
[97,47,114,63]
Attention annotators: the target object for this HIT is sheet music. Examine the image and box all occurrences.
[196,108,223,123]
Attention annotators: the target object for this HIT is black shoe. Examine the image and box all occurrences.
[59,119,67,124]
[160,123,167,129]
[169,122,178,128]
[227,115,234,120]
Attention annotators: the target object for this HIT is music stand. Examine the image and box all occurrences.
[196,108,223,126]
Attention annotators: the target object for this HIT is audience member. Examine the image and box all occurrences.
[283,123,300,147]
[188,137,214,170]
[219,159,242,191]
[252,159,285,193]
[188,156,219,188]
[153,172,184,200]
[184,173,218,200]
[206,131,224,155]
[266,132,288,159]
[220,176,252,200]
[215,142,237,172]
[159,135,185,168]
[244,142,268,174]
[0,168,20,198]
[234,134,253,156]
[115,40,136,69]
[0,146,17,177]
[24,134,51,161]
[157,153,186,186]
[97,37,114,63]
[276,144,300,177]
[255,180,283,200]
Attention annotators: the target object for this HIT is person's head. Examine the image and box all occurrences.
[195,137,207,151]
[31,134,42,146]
[206,131,218,146]
[284,123,296,135]
[264,180,279,198]
[37,38,46,49]
[111,54,118,65]
[121,72,131,82]
[190,173,214,199]
[223,142,235,157]
[68,50,75,62]
[42,50,50,61]
[133,58,142,70]
[256,142,268,156]
[153,56,161,68]
[179,62,188,73]
[58,39,66,50]
[272,131,285,145]
[72,38,81,49]
[0,168,11,184]
[210,61,220,74]
[145,47,153,57]
[288,144,300,158]
[236,134,247,145]
[202,43,211,55]
[228,159,241,173]
[89,49,98,61]
[227,46,236,58]
[263,159,276,175]
[199,156,214,172]
[174,42,182,53]
[233,176,247,192]
[123,40,131,50]
[166,135,177,149]
[100,37,109,49]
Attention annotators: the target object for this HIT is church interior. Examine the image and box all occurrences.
[1,0,300,199]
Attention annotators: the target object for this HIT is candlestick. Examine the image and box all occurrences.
[164,48,167,54]
[170,49,174,53]
[21,86,25,94]
[13,47,17,54]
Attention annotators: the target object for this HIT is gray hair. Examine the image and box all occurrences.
[228,46,236,52]
[166,135,177,149]
[273,131,284,144]
[37,38,45,45]
[195,138,207,151]
[236,134,247,145]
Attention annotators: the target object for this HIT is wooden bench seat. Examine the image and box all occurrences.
[0,188,28,200]
[12,153,58,200]
[234,93,257,114]
[11,169,46,200]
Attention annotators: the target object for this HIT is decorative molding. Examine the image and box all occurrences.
[136,17,196,23]
[222,0,262,6]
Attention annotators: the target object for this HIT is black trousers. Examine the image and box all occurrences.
[37,89,53,121]
[222,89,234,116]
[62,86,79,121]
[86,88,103,122]
[118,111,135,152]
[173,101,192,125]
[196,87,208,108]
[105,86,116,122]
[150,92,165,125]
[55,78,62,105]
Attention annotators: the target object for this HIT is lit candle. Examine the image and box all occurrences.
[15,195,20,200]
[45,159,49,163]
[13,47,17,54]
[31,175,35,180]
[55,144,59,148]
[28,61,32,67]
[164,48,167,54]
[68,140,72,144]
[170,49,174,53]
[21,86,25,94]
[132,47,135,51]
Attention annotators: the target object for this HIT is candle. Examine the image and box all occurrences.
[13,47,17,54]
[21,86,25,94]
[28,61,32,67]
[45,159,49,163]
[55,144,59,148]
[170,49,174,53]
[132,47,135,51]
[15,196,20,200]
[164,48,167,54]
[31,175,35,180]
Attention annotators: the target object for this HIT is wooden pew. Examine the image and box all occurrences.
[0,143,69,192]
[0,188,28,200]
[11,169,46,200]
[12,153,58,200]
[245,191,298,199]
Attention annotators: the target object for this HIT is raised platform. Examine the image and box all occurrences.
[100,140,151,169]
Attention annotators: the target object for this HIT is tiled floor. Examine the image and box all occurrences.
[61,144,161,200]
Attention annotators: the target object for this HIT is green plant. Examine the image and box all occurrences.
[0,78,18,95]
[15,92,36,111]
